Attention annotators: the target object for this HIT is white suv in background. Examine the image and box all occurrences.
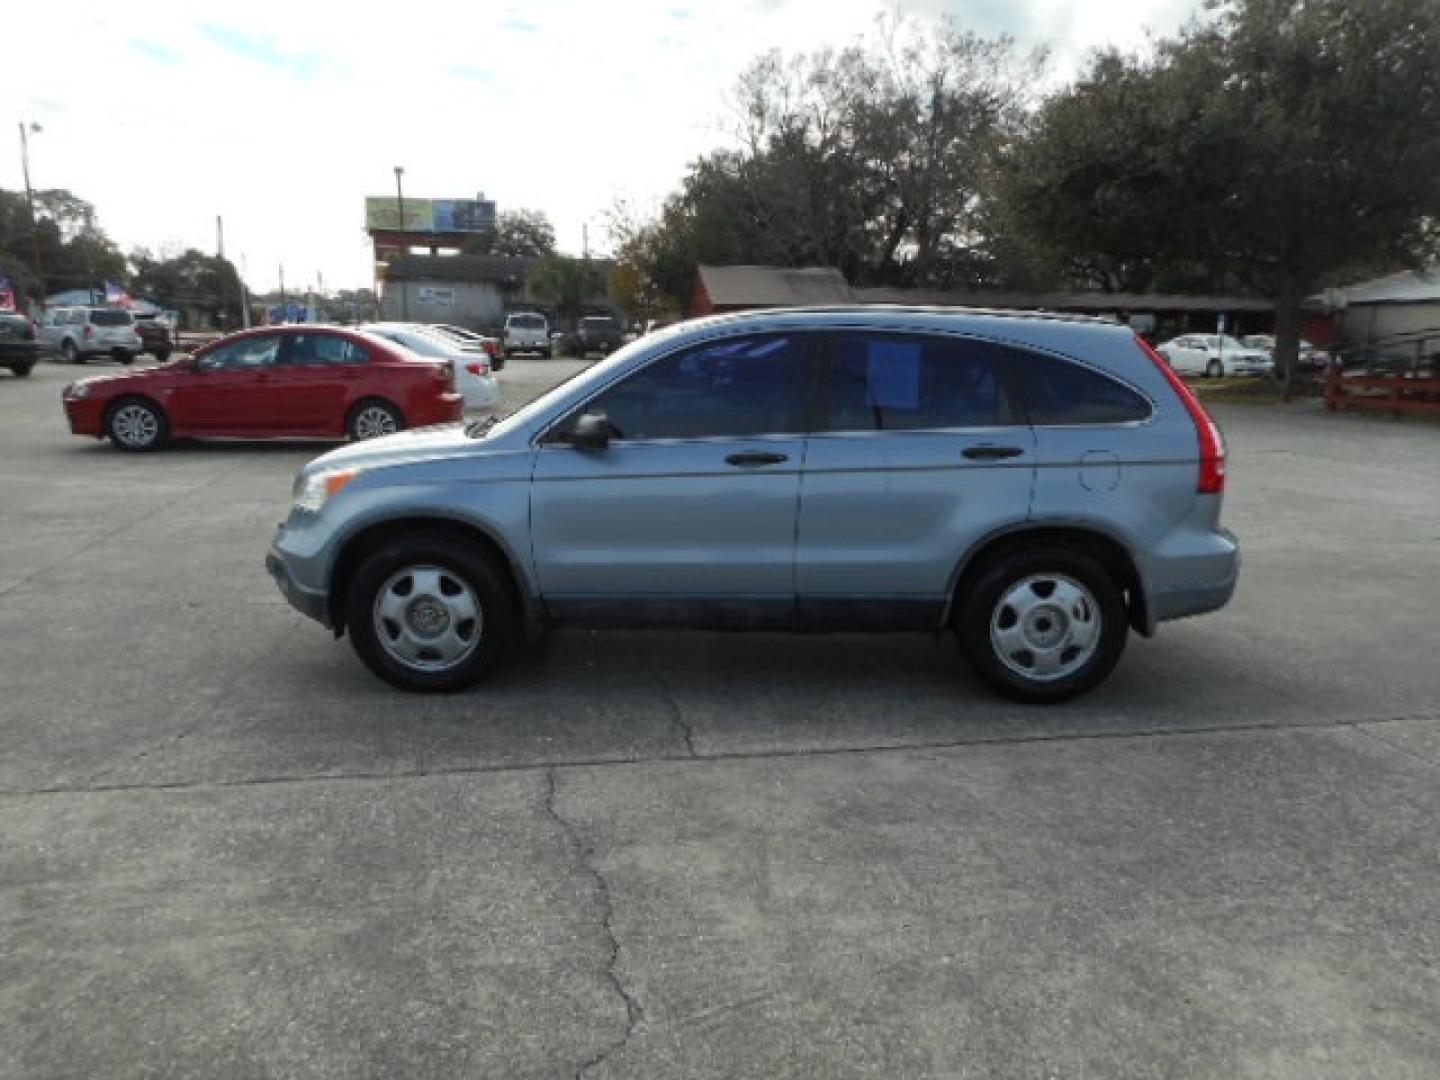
[502,312,550,358]
[39,307,144,365]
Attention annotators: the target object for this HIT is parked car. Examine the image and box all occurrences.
[267,307,1238,703]
[1156,334,1273,377]
[574,315,623,356]
[39,307,144,365]
[427,323,505,371]
[62,325,462,451]
[132,312,174,363]
[503,312,550,357]
[361,323,500,410]
[0,311,38,377]
[1240,334,1331,371]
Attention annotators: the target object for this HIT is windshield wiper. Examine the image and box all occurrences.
[464,413,508,438]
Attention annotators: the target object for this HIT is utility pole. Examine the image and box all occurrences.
[17,122,43,305]
[216,214,225,259]
[394,166,408,320]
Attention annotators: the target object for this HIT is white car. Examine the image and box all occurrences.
[1156,334,1274,377]
[502,312,550,357]
[1241,335,1331,372]
[361,323,499,409]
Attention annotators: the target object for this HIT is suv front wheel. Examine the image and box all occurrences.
[346,536,513,692]
[957,547,1127,703]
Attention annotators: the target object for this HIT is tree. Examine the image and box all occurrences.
[131,249,246,327]
[527,255,604,329]
[0,187,125,300]
[462,209,557,258]
[1004,0,1440,392]
[612,18,1041,311]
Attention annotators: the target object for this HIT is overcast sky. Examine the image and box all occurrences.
[1,0,1195,294]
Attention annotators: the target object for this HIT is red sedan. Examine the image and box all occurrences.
[62,326,463,451]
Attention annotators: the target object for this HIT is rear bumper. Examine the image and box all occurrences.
[409,392,464,427]
[0,342,38,365]
[1147,526,1240,624]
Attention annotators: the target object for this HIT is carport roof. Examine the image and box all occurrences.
[1318,269,1440,307]
[386,254,537,284]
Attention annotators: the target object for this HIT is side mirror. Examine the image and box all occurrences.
[569,411,615,450]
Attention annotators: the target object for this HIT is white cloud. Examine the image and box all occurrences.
[0,0,1198,293]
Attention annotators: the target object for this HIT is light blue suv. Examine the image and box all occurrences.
[266,307,1238,702]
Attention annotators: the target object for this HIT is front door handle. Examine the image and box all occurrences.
[963,445,1025,461]
[725,451,789,467]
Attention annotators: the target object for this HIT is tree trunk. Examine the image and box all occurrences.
[1273,275,1306,402]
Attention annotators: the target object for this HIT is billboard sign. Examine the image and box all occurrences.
[365,197,496,234]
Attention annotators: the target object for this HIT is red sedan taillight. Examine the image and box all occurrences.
[464,361,490,377]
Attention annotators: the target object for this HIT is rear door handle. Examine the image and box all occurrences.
[725,451,789,467]
[963,445,1025,461]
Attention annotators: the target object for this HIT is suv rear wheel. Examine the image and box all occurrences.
[957,546,1127,703]
[346,536,513,691]
[62,340,81,364]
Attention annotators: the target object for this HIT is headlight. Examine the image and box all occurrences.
[63,382,90,400]
[293,469,360,512]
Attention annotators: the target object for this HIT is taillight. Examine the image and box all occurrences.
[464,361,490,376]
[1138,335,1226,493]
[84,324,94,338]
[483,340,500,357]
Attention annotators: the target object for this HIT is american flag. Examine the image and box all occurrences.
[104,280,132,307]
[0,273,16,312]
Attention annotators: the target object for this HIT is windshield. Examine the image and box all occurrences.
[91,310,133,326]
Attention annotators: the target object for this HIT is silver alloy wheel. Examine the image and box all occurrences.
[989,572,1102,683]
[372,565,483,673]
[111,403,160,448]
[353,405,398,440]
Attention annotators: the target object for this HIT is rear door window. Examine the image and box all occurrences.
[1005,348,1152,425]
[823,332,1016,431]
[285,333,370,365]
[90,310,133,327]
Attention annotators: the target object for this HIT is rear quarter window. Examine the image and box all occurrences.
[1005,347,1152,425]
[90,311,133,327]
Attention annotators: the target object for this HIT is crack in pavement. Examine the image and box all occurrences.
[655,673,697,757]
[3,711,1438,800]
[541,767,645,1079]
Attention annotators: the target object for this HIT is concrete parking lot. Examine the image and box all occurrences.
[3,354,1439,1078]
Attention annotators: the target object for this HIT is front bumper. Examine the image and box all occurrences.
[266,548,331,627]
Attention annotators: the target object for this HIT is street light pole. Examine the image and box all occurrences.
[394,165,408,320]
[17,122,43,305]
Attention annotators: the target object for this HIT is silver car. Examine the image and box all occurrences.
[267,307,1239,702]
[39,307,144,365]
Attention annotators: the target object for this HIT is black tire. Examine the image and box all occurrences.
[155,348,172,364]
[1205,359,1223,378]
[539,347,552,359]
[346,535,514,692]
[105,396,170,452]
[346,398,405,441]
[63,340,82,365]
[957,546,1127,704]
[116,350,134,365]
[10,361,33,378]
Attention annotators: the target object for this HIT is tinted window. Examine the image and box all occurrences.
[90,310,133,327]
[509,314,545,329]
[585,335,803,440]
[199,335,281,370]
[286,333,369,365]
[826,333,1015,431]
[1006,348,1151,425]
